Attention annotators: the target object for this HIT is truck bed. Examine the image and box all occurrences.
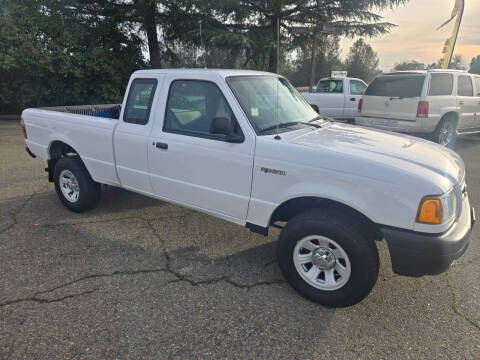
[22,105,121,186]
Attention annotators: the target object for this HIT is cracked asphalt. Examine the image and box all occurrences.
[1,120,479,359]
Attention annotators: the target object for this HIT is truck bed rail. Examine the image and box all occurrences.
[38,104,122,119]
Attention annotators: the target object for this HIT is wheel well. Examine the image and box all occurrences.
[438,112,459,127]
[270,197,382,240]
[47,141,80,182]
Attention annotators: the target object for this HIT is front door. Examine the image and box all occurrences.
[457,74,477,130]
[344,79,367,119]
[148,76,255,221]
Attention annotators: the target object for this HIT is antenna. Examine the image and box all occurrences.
[274,16,281,140]
[199,21,207,68]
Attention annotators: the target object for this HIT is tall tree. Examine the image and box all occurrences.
[0,0,145,114]
[393,60,425,71]
[344,39,380,81]
[469,55,480,74]
[168,0,409,73]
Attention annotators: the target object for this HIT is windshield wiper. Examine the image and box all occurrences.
[259,122,303,134]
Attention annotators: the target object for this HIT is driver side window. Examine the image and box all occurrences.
[164,80,242,139]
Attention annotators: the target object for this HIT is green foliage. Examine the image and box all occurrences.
[0,0,145,114]
[344,39,380,82]
[393,60,425,71]
[283,36,343,86]
[469,55,480,75]
[0,0,409,113]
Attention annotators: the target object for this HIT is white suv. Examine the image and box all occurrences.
[356,69,480,148]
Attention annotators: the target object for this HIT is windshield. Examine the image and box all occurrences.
[365,75,425,98]
[227,76,321,135]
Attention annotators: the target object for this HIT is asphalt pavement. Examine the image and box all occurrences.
[0,120,479,359]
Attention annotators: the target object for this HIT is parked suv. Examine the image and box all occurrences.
[356,70,480,148]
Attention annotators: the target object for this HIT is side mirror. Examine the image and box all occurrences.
[210,117,232,136]
[210,117,244,143]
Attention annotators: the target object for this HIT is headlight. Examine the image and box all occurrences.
[416,189,456,225]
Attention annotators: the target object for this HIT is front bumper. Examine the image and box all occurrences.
[381,200,475,277]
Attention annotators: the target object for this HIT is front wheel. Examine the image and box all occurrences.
[277,209,379,307]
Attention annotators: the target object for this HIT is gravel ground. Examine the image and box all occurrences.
[0,120,479,359]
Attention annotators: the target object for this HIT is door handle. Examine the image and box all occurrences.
[459,101,465,105]
[350,98,356,101]
[155,142,168,150]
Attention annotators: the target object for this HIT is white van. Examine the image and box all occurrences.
[356,69,480,148]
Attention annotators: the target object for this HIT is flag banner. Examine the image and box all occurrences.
[439,0,465,69]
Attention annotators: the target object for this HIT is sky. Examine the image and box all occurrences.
[339,0,480,71]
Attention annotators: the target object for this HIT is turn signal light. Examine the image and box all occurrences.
[416,197,443,225]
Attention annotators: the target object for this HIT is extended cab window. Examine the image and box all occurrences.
[123,79,157,125]
[365,75,425,98]
[428,73,453,96]
[457,75,473,97]
[316,80,343,93]
[164,80,242,139]
[350,80,367,95]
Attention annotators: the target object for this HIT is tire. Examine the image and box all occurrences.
[53,156,101,213]
[277,209,379,307]
[433,117,457,149]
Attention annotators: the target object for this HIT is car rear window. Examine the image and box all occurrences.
[428,73,453,96]
[475,77,480,97]
[365,75,425,98]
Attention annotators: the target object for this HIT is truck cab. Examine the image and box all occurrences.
[301,77,367,121]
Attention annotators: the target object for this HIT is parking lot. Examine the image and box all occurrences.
[0,119,479,359]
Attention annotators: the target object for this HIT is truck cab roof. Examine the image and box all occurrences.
[133,68,276,79]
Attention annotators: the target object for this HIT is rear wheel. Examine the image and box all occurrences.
[433,117,457,149]
[53,156,101,212]
[277,209,379,307]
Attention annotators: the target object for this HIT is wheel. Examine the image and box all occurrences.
[277,209,379,307]
[433,118,457,149]
[53,156,101,212]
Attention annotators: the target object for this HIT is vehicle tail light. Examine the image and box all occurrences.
[21,117,27,139]
[417,101,429,118]
[358,98,363,113]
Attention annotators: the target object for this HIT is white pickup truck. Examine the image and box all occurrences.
[301,77,367,121]
[22,69,474,307]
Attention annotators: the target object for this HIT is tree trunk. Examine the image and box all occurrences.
[144,0,161,68]
[267,15,279,73]
[268,48,277,73]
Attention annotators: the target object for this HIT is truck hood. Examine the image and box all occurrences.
[287,122,465,188]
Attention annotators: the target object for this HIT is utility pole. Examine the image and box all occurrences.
[309,29,318,92]
[291,24,341,92]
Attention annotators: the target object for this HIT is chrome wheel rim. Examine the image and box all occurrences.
[59,169,80,202]
[439,122,455,147]
[293,235,351,291]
